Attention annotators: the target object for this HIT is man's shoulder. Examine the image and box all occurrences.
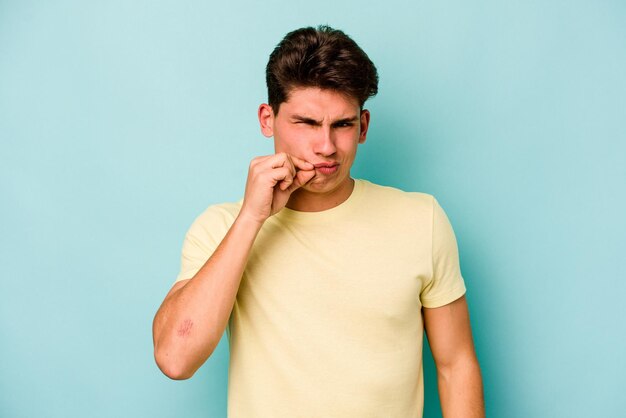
[189,199,243,230]
[358,178,435,208]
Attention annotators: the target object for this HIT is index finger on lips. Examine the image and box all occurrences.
[289,155,315,171]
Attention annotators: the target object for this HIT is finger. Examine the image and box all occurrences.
[270,167,293,187]
[288,168,316,192]
[279,171,294,190]
[269,153,297,178]
[284,154,298,178]
[289,155,315,171]
[270,152,291,169]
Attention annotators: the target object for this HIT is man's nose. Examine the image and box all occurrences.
[313,127,337,156]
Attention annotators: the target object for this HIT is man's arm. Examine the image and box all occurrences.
[152,213,264,380]
[152,153,315,380]
[423,295,485,417]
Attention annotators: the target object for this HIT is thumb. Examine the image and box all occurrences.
[288,169,316,192]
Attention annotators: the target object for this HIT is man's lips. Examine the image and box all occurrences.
[314,163,339,175]
[313,162,339,168]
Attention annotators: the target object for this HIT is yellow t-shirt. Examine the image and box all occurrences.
[175,178,466,418]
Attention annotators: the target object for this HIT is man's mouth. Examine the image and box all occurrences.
[313,162,338,168]
[315,164,339,175]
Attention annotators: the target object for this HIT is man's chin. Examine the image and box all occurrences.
[299,176,339,193]
[302,175,325,188]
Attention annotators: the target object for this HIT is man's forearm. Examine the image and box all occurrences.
[153,213,263,379]
[437,357,485,418]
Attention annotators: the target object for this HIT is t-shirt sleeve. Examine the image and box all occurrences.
[174,205,234,284]
[419,197,467,308]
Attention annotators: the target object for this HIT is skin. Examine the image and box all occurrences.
[152,89,361,380]
[153,86,484,416]
[257,87,370,213]
[424,296,485,417]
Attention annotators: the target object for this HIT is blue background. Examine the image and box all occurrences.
[1,1,625,417]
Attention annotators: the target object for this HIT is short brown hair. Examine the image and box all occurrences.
[266,25,379,114]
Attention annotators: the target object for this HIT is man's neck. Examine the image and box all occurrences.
[285,177,355,212]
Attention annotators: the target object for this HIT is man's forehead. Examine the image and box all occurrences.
[281,87,360,118]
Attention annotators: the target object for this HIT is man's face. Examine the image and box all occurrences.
[258,87,370,196]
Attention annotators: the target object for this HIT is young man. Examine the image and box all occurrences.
[153,26,484,417]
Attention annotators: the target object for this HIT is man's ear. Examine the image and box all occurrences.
[358,109,371,144]
[258,103,274,137]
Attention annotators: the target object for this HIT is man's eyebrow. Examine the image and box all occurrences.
[332,116,359,124]
[290,115,359,125]
[291,115,322,125]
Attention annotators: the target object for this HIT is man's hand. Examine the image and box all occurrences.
[239,152,316,224]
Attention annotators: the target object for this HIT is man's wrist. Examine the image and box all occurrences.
[235,212,266,230]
